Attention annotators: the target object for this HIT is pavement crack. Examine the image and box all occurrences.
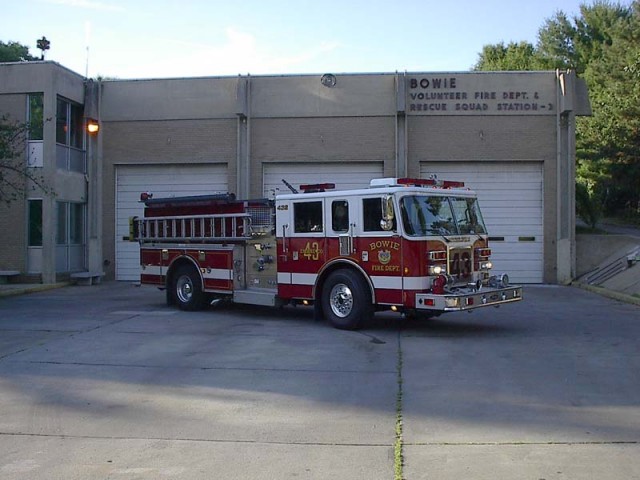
[406,441,640,446]
[0,431,392,447]
[17,360,395,375]
[395,329,404,480]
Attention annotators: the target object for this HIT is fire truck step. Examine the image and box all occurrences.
[233,288,279,307]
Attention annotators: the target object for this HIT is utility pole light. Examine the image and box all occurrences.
[36,36,50,60]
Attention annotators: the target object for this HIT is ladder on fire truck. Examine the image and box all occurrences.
[133,213,254,243]
[132,200,274,243]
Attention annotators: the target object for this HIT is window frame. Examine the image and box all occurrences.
[56,96,86,173]
[330,199,350,233]
[27,199,43,247]
[362,196,396,233]
[28,93,44,141]
[292,200,324,235]
[56,201,86,272]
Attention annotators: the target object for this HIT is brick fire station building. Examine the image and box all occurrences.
[0,61,590,285]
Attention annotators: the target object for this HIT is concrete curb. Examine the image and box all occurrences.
[0,282,71,298]
[574,282,640,307]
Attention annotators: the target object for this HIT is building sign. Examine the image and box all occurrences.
[406,72,556,116]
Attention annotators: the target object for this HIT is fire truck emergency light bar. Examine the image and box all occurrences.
[299,183,336,193]
[369,178,465,188]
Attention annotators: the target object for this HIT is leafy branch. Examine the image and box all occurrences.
[0,115,54,205]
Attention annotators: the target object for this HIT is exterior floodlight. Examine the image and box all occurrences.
[86,120,100,134]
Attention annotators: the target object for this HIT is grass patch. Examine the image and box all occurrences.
[605,215,640,227]
[576,224,609,234]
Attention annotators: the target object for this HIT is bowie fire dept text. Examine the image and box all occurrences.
[130,177,522,329]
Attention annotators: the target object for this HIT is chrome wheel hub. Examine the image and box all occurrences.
[176,275,193,303]
[329,283,353,318]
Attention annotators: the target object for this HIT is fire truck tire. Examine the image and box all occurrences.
[173,265,207,311]
[322,269,373,330]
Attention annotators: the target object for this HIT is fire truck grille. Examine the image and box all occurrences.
[448,248,473,282]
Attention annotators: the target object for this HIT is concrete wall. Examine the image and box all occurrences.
[0,94,27,271]
[0,62,87,282]
[408,116,555,162]
[576,234,640,277]
[249,74,396,117]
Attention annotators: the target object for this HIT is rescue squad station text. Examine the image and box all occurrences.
[408,77,553,113]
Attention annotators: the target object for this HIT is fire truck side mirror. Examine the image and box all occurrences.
[380,195,395,231]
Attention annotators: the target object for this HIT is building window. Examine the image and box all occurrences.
[27,94,44,168]
[70,202,84,244]
[28,199,43,247]
[56,97,85,173]
[56,97,68,145]
[56,201,86,272]
[56,202,68,245]
[28,94,44,141]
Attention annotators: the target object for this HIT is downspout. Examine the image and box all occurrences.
[246,75,251,198]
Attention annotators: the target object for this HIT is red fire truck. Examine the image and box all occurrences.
[130,177,522,329]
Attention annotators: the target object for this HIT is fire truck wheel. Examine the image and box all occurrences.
[173,265,207,311]
[322,269,372,330]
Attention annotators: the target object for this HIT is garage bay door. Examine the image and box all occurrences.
[116,164,228,281]
[421,162,543,283]
[263,162,384,197]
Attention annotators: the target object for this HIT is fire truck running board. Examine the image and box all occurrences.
[233,288,280,307]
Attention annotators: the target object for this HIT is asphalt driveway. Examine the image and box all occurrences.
[0,283,638,479]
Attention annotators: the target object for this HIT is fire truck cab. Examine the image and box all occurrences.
[131,177,522,329]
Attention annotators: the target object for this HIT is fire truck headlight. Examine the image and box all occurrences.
[428,265,444,275]
[445,297,460,308]
[489,273,510,288]
[480,261,493,270]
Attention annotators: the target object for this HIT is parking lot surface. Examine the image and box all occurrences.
[0,283,639,479]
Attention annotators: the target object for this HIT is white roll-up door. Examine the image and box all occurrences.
[263,162,384,198]
[421,162,543,283]
[115,164,228,281]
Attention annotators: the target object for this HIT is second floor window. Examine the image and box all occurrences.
[56,97,85,173]
[56,97,83,148]
[28,93,44,141]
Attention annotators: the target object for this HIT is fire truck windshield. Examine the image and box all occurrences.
[399,195,487,237]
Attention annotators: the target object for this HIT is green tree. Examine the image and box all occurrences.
[0,116,52,205]
[0,41,38,62]
[573,1,640,215]
[474,41,547,71]
[535,2,635,71]
[475,1,640,217]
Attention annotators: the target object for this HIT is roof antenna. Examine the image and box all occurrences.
[281,179,298,194]
[84,21,91,78]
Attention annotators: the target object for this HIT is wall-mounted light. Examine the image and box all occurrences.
[320,73,337,88]
[86,119,100,134]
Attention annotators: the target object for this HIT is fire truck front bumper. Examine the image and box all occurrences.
[415,285,523,312]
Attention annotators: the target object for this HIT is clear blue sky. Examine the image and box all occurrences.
[2,0,595,79]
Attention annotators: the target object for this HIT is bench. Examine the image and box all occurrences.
[0,270,20,284]
[71,271,105,286]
